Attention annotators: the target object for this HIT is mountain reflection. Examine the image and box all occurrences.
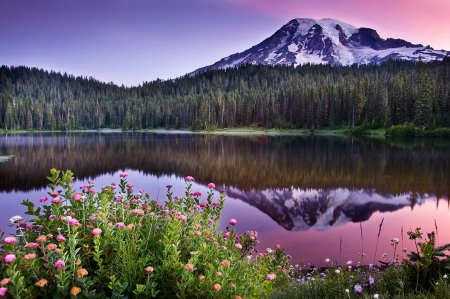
[0,133,449,201]
[226,187,430,231]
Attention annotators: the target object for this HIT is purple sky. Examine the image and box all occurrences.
[1,0,449,86]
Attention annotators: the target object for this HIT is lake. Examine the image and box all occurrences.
[1,132,449,267]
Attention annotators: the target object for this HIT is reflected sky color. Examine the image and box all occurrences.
[1,0,449,86]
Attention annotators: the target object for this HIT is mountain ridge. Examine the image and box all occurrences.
[191,18,449,75]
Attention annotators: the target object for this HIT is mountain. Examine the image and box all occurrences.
[191,18,449,74]
[226,187,429,231]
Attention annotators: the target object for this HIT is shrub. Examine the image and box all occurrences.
[0,169,289,298]
[385,124,425,137]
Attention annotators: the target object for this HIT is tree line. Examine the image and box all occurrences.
[0,57,449,131]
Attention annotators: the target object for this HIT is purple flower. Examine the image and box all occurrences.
[56,235,66,242]
[184,176,194,182]
[229,219,238,226]
[354,283,363,293]
[3,237,17,244]
[368,276,375,285]
[115,222,125,228]
[55,259,65,269]
[166,184,172,189]
[4,254,16,263]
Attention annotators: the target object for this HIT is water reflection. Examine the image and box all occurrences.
[0,133,449,198]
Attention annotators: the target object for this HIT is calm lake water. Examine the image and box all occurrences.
[1,132,449,266]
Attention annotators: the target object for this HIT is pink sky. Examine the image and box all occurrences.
[1,0,449,86]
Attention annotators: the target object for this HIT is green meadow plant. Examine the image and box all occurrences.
[0,169,288,298]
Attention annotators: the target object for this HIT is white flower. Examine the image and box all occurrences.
[443,274,448,279]
[64,216,72,221]
[374,294,379,299]
[325,258,330,263]
[266,248,273,254]
[335,269,340,274]
[347,260,353,265]
[246,255,252,260]
[8,215,23,226]
[345,289,349,293]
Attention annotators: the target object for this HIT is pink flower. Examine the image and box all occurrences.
[72,193,82,201]
[163,209,170,215]
[55,259,65,269]
[92,228,102,237]
[119,172,128,178]
[207,183,215,189]
[51,198,61,204]
[23,253,36,260]
[212,202,218,207]
[115,222,125,228]
[3,237,17,244]
[234,243,243,250]
[166,184,172,189]
[179,215,187,222]
[229,219,238,226]
[184,264,194,271]
[0,287,7,296]
[266,274,277,280]
[24,242,39,249]
[39,196,48,202]
[4,254,16,263]
[184,176,194,182]
[223,232,230,238]
[193,205,200,210]
[68,219,80,226]
[208,219,214,224]
[50,191,59,197]
[193,191,202,197]
[56,235,66,242]
[126,183,133,189]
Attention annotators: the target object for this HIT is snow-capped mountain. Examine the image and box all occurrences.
[226,187,429,231]
[192,18,449,74]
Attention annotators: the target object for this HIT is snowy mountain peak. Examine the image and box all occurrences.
[191,18,449,75]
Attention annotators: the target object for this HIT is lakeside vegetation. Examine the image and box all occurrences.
[1,169,450,298]
[1,57,449,134]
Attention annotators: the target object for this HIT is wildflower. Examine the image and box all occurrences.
[184,264,194,271]
[345,289,349,293]
[212,284,221,291]
[24,242,39,249]
[216,272,222,276]
[369,276,375,285]
[166,184,172,189]
[347,260,353,265]
[325,258,330,263]
[229,219,238,226]
[266,274,276,280]
[185,176,194,182]
[443,274,448,279]
[68,219,80,226]
[230,283,236,288]
[48,215,55,220]
[145,266,154,273]
[131,209,144,216]
[373,295,379,299]
[223,232,230,238]
[212,202,218,207]
[193,191,202,197]
[115,222,125,228]
[354,283,363,293]
[194,231,201,236]
[119,172,128,178]
[335,269,341,274]
[266,248,273,254]
[208,219,214,224]
[3,237,17,244]
[126,183,133,189]
[75,259,82,266]
[70,286,81,296]
[0,279,10,286]
[56,235,66,242]
[39,196,48,202]
[234,296,242,299]
[208,183,215,189]
[35,279,48,288]
[50,191,59,197]
[234,243,243,250]
[0,287,7,297]
[23,253,36,260]
[220,260,231,267]
[76,269,88,278]
[3,254,16,263]
[72,193,83,201]
[199,275,205,280]
[179,215,187,222]
[92,228,102,237]
[55,259,65,269]
[8,216,23,226]
[51,198,61,204]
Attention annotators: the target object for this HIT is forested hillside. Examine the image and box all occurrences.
[0,58,449,131]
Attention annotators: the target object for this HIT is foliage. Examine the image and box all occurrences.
[0,169,289,298]
[0,57,449,132]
